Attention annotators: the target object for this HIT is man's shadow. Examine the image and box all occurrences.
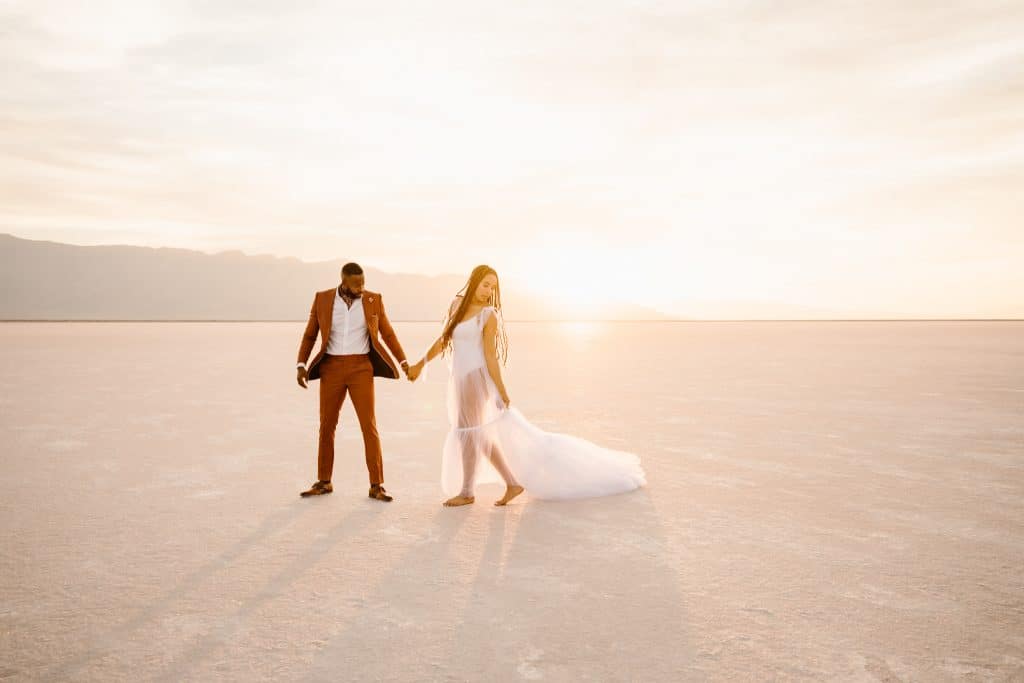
[302,505,474,680]
[148,501,397,682]
[45,499,388,681]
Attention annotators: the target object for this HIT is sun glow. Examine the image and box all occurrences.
[556,320,606,341]
[509,233,627,317]
[3,2,1023,319]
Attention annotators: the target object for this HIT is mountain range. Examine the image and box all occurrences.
[0,233,667,321]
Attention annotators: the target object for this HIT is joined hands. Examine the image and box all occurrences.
[406,359,425,382]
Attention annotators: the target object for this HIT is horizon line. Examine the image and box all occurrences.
[2,318,1021,324]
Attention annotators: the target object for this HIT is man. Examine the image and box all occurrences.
[296,262,409,501]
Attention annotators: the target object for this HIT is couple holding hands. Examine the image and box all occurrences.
[296,262,645,507]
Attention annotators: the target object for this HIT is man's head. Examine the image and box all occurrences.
[340,262,365,297]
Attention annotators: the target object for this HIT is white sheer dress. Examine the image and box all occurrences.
[440,305,647,500]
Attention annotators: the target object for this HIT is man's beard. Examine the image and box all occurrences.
[340,286,361,299]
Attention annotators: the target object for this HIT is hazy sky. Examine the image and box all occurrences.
[2,0,1022,316]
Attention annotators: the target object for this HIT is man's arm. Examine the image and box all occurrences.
[377,294,407,365]
[297,293,319,364]
[296,294,319,388]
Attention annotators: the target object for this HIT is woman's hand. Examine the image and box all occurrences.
[500,393,511,408]
[407,360,425,382]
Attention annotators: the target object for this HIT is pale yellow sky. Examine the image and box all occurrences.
[2,1,1022,317]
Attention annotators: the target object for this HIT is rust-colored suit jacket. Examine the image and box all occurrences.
[297,287,407,381]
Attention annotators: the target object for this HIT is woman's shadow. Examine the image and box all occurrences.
[307,486,696,681]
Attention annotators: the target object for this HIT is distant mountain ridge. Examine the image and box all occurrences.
[0,233,668,321]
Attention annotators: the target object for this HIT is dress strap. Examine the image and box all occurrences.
[478,306,496,329]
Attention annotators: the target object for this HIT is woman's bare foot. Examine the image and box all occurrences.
[443,495,475,507]
[494,485,524,506]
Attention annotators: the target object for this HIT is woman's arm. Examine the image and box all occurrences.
[421,335,445,364]
[407,335,442,381]
[482,311,510,406]
[408,298,461,380]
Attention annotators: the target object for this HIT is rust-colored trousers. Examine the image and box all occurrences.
[317,353,383,484]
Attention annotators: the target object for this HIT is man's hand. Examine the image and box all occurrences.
[297,366,309,389]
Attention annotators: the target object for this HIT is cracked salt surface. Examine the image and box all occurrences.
[1,320,1022,681]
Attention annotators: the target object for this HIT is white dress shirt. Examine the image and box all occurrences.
[325,290,370,355]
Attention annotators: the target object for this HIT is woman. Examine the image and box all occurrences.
[407,265,646,507]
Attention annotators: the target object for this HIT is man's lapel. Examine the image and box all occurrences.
[363,293,376,335]
[323,288,336,343]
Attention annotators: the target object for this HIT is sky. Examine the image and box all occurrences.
[2,0,1023,317]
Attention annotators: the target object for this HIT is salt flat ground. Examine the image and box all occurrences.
[1,321,1022,682]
